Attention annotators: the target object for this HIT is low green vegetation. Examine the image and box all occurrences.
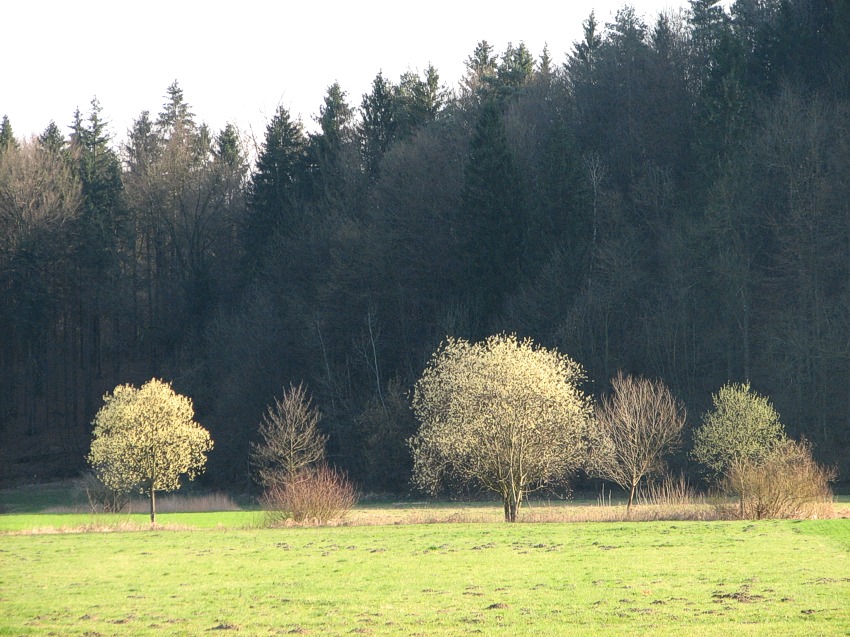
[2,504,849,636]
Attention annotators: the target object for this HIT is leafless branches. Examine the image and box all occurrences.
[592,371,686,511]
[251,383,327,489]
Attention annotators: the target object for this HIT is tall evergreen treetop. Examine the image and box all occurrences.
[0,115,18,155]
[496,42,535,94]
[38,121,66,156]
[462,40,498,102]
[71,98,125,272]
[393,66,447,139]
[311,82,355,202]
[245,105,309,263]
[157,80,195,137]
[215,123,242,167]
[125,111,159,173]
[572,11,603,65]
[358,71,397,179]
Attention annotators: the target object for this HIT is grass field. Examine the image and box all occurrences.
[2,496,849,636]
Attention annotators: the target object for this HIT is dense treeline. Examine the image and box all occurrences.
[2,0,849,490]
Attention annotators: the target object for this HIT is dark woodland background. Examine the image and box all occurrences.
[2,0,849,492]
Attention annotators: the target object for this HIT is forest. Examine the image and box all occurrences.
[1,0,849,492]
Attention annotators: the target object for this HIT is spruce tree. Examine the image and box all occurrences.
[215,123,241,167]
[393,66,447,140]
[245,105,308,265]
[38,121,66,156]
[460,101,524,317]
[461,41,497,103]
[310,82,355,203]
[157,80,195,138]
[358,71,397,180]
[0,115,17,154]
[495,42,535,99]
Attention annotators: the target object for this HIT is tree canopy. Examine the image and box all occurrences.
[691,382,786,476]
[3,0,850,491]
[87,378,213,523]
[592,372,687,510]
[410,334,593,521]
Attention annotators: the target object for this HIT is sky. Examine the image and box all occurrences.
[4,0,687,144]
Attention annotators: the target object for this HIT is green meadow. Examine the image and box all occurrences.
[2,503,849,636]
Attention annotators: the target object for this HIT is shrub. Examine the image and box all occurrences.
[260,464,357,525]
[77,471,131,513]
[723,439,835,519]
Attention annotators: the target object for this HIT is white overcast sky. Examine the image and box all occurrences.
[4,0,692,143]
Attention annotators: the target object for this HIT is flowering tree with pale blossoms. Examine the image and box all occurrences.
[88,378,213,524]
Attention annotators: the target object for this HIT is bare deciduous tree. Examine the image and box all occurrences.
[0,137,82,256]
[251,383,327,489]
[592,371,686,511]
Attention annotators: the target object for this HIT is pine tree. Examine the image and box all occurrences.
[38,121,66,156]
[310,82,355,203]
[157,80,195,139]
[245,105,308,265]
[358,71,396,180]
[460,101,525,317]
[0,115,17,155]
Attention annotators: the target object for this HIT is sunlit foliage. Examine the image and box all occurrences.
[88,378,213,523]
[410,334,593,521]
[691,382,785,475]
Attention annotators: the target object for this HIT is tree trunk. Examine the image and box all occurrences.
[627,483,637,513]
[503,489,522,522]
[149,489,156,525]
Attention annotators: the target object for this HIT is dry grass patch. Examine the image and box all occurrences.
[44,491,241,514]
[7,521,197,535]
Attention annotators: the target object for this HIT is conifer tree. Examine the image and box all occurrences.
[157,80,195,138]
[71,98,125,272]
[460,101,524,316]
[245,105,308,264]
[38,121,66,156]
[358,71,397,180]
[461,40,498,103]
[495,42,535,99]
[0,115,17,155]
[393,66,447,140]
[215,123,241,167]
[310,82,355,202]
